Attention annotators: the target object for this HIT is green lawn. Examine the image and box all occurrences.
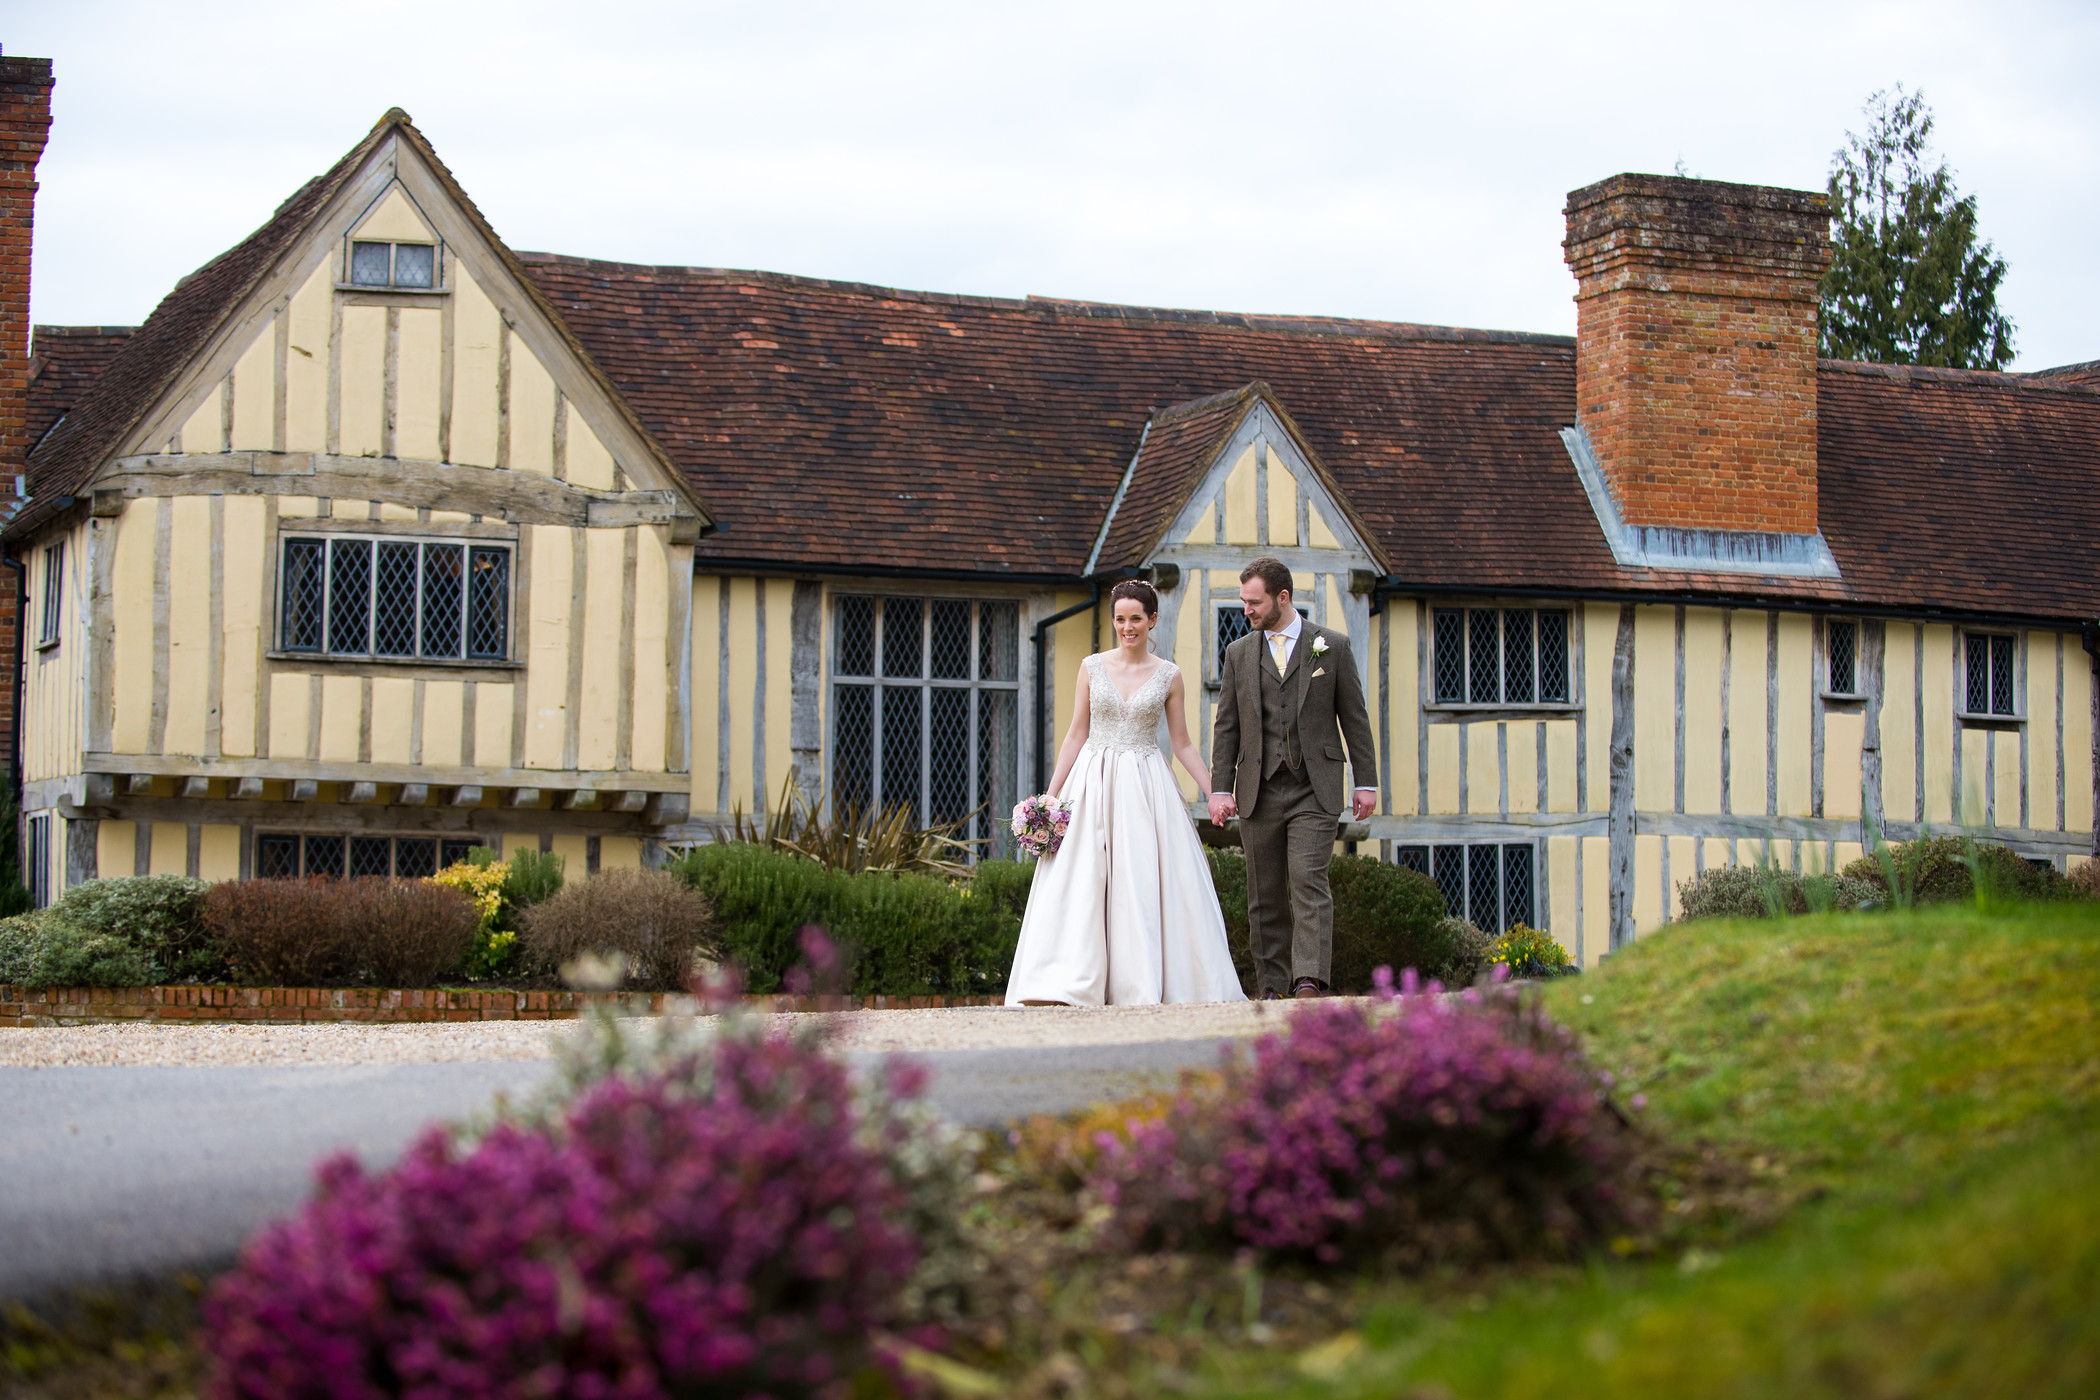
[1201,900,2100,1399]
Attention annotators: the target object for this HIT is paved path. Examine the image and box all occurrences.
[0,1030,1241,1298]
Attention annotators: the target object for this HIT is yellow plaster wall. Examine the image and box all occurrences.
[766,578,795,804]
[231,316,275,451]
[1682,609,1724,813]
[199,825,241,882]
[370,678,414,765]
[353,184,435,242]
[1583,604,1616,812]
[551,833,590,875]
[690,575,720,808]
[1959,729,1989,824]
[1825,710,1864,821]
[1182,505,1215,545]
[1465,723,1496,815]
[396,307,443,461]
[1386,606,1418,815]
[1632,833,1663,935]
[1427,725,1460,814]
[339,305,385,457]
[577,529,624,771]
[723,579,759,813]
[599,837,643,870]
[1173,584,1203,799]
[2067,656,2094,833]
[180,388,220,455]
[162,498,213,757]
[1921,625,1955,822]
[475,682,513,768]
[22,520,88,783]
[524,525,573,769]
[1546,719,1577,812]
[451,265,501,467]
[319,675,361,761]
[1507,720,1538,814]
[1223,446,1257,545]
[219,497,265,758]
[423,679,464,766]
[1992,730,2020,828]
[630,527,670,772]
[508,331,555,475]
[1667,834,1696,917]
[268,673,310,759]
[2028,634,2058,826]
[1547,835,1577,953]
[285,262,331,452]
[566,402,617,489]
[1051,591,1092,764]
[1632,606,1674,811]
[1728,610,1768,815]
[1265,453,1297,546]
[98,821,135,880]
[1580,834,1609,966]
[1881,623,1917,823]
[1774,613,1813,815]
[148,822,186,877]
[1308,501,1342,550]
[110,498,158,754]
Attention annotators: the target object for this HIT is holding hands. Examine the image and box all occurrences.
[1207,791,1238,825]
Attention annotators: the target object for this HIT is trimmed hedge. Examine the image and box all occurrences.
[670,843,1030,996]
[1840,836,2070,906]
[0,876,216,987]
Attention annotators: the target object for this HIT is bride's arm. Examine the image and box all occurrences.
[1163,671,1213,802]
[1044,666,1093,798]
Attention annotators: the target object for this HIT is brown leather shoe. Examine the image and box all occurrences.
[1292,977,1325,999]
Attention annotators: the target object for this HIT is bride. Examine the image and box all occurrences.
[1005,580,1248,1006]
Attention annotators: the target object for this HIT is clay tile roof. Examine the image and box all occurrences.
[26,326,135,456]
[2029,358,2100,390]
[1088,385,1257,571]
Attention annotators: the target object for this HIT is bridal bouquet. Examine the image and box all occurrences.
[1010,794,1072,859]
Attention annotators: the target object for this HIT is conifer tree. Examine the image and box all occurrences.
[1820,87,2015,369]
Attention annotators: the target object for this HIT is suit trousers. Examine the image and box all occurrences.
[1239,763,1335,995]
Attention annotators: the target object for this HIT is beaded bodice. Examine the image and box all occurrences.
[1083,655,1175,755]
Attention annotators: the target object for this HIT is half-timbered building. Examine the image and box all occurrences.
[10,102,2097,962]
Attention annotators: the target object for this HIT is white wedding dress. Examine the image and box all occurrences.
[1005,655,1249,1006]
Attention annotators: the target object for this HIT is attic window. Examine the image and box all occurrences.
[349,240,438,289]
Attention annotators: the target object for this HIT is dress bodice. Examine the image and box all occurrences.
[1083,655,1175,754]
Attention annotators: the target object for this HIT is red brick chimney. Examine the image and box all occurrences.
[1563,174,1831,546]
[0,53,51,781]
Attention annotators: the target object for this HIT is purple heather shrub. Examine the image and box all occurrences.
[1090,969,1642,1265]
[203,1024,923,1399]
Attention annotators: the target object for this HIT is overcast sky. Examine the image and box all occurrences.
[8,0,2095,370]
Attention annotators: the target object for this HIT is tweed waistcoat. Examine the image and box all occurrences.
[1257,649,1303,775]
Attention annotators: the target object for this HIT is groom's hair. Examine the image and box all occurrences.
[1240,557,1293,600]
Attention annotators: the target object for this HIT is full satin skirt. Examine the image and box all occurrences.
[1004,745,1248,1006]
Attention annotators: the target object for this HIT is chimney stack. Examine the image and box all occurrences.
[0,53,51,489]
[1563,174,1834,570]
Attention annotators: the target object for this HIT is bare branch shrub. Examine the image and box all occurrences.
[335,879,479,988]
[204,879,350,985]
[520,870,720,991]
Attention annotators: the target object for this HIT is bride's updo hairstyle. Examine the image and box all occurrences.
[1109,580,1160,617]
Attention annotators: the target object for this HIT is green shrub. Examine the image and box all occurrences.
[1209,849,1457,994]
[1842,836,2068,907]
[519,869,719,992]
[503,849,566,909]
[1677,865,1882,920]
[670,844,1026,996]
[51,875,220,980]
[0,911,158,987]
[2072,859,2100,901]
[1439,917,1494,987]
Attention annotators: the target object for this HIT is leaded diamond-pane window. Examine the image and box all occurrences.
[395,839,439,879]
[1828,620,1858,695]
[260,833,471,883]
[1436,608,1572,707]
[257,833,300,879]
[1418,841,1538,935]
[350,241,393,286]
[833,594,1022,855]
[1215,603,1311,674]
[350,836,393,878]
[304,834,346,878]
[283,535,512,661]
[392,243,435,288]
[1965,633,2018,716]
[349,239,441,290]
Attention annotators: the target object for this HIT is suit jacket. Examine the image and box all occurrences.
[1211,623,1377,818]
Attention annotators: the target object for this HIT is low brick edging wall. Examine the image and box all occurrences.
[0,984,1006,1028]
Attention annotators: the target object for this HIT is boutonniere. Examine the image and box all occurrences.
[1310,635,1330,657]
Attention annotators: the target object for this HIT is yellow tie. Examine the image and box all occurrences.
[1269,633,1289,674]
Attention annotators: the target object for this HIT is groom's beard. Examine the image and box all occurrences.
[1245,599,1287,633]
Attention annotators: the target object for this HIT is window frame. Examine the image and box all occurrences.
[1427,605,1576,711]
[1959,628,2023,722]
[828,592,1023,853]
[24,813,49,908]
[273,532,515,666]
[35,541,63,650]
[1396,840,1538,935]
[254,831,487,880]
[1822,617,1865,701]
[341,236,448,294]
[1207,601,1312,688]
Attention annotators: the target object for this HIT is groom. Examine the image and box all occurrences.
[1208,558,1378,999]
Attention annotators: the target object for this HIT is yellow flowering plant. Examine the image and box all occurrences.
[1484,923,1575,979]
[430,856,517,979]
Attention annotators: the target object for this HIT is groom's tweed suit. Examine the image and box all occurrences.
[1211,623,1376,995]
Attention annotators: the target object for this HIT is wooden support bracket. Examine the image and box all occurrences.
[509,788,543,809]
[450,785,483,806]
[346,782,382,804]
[181,776,213,799]
[561,789,600,811]
[289,780,320,801]
[398,784,429,806]
[645,792,690,825]
[126,774,155,796]
[232,777,266,800]
[80,774,116,805]
[610,790,649,814]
